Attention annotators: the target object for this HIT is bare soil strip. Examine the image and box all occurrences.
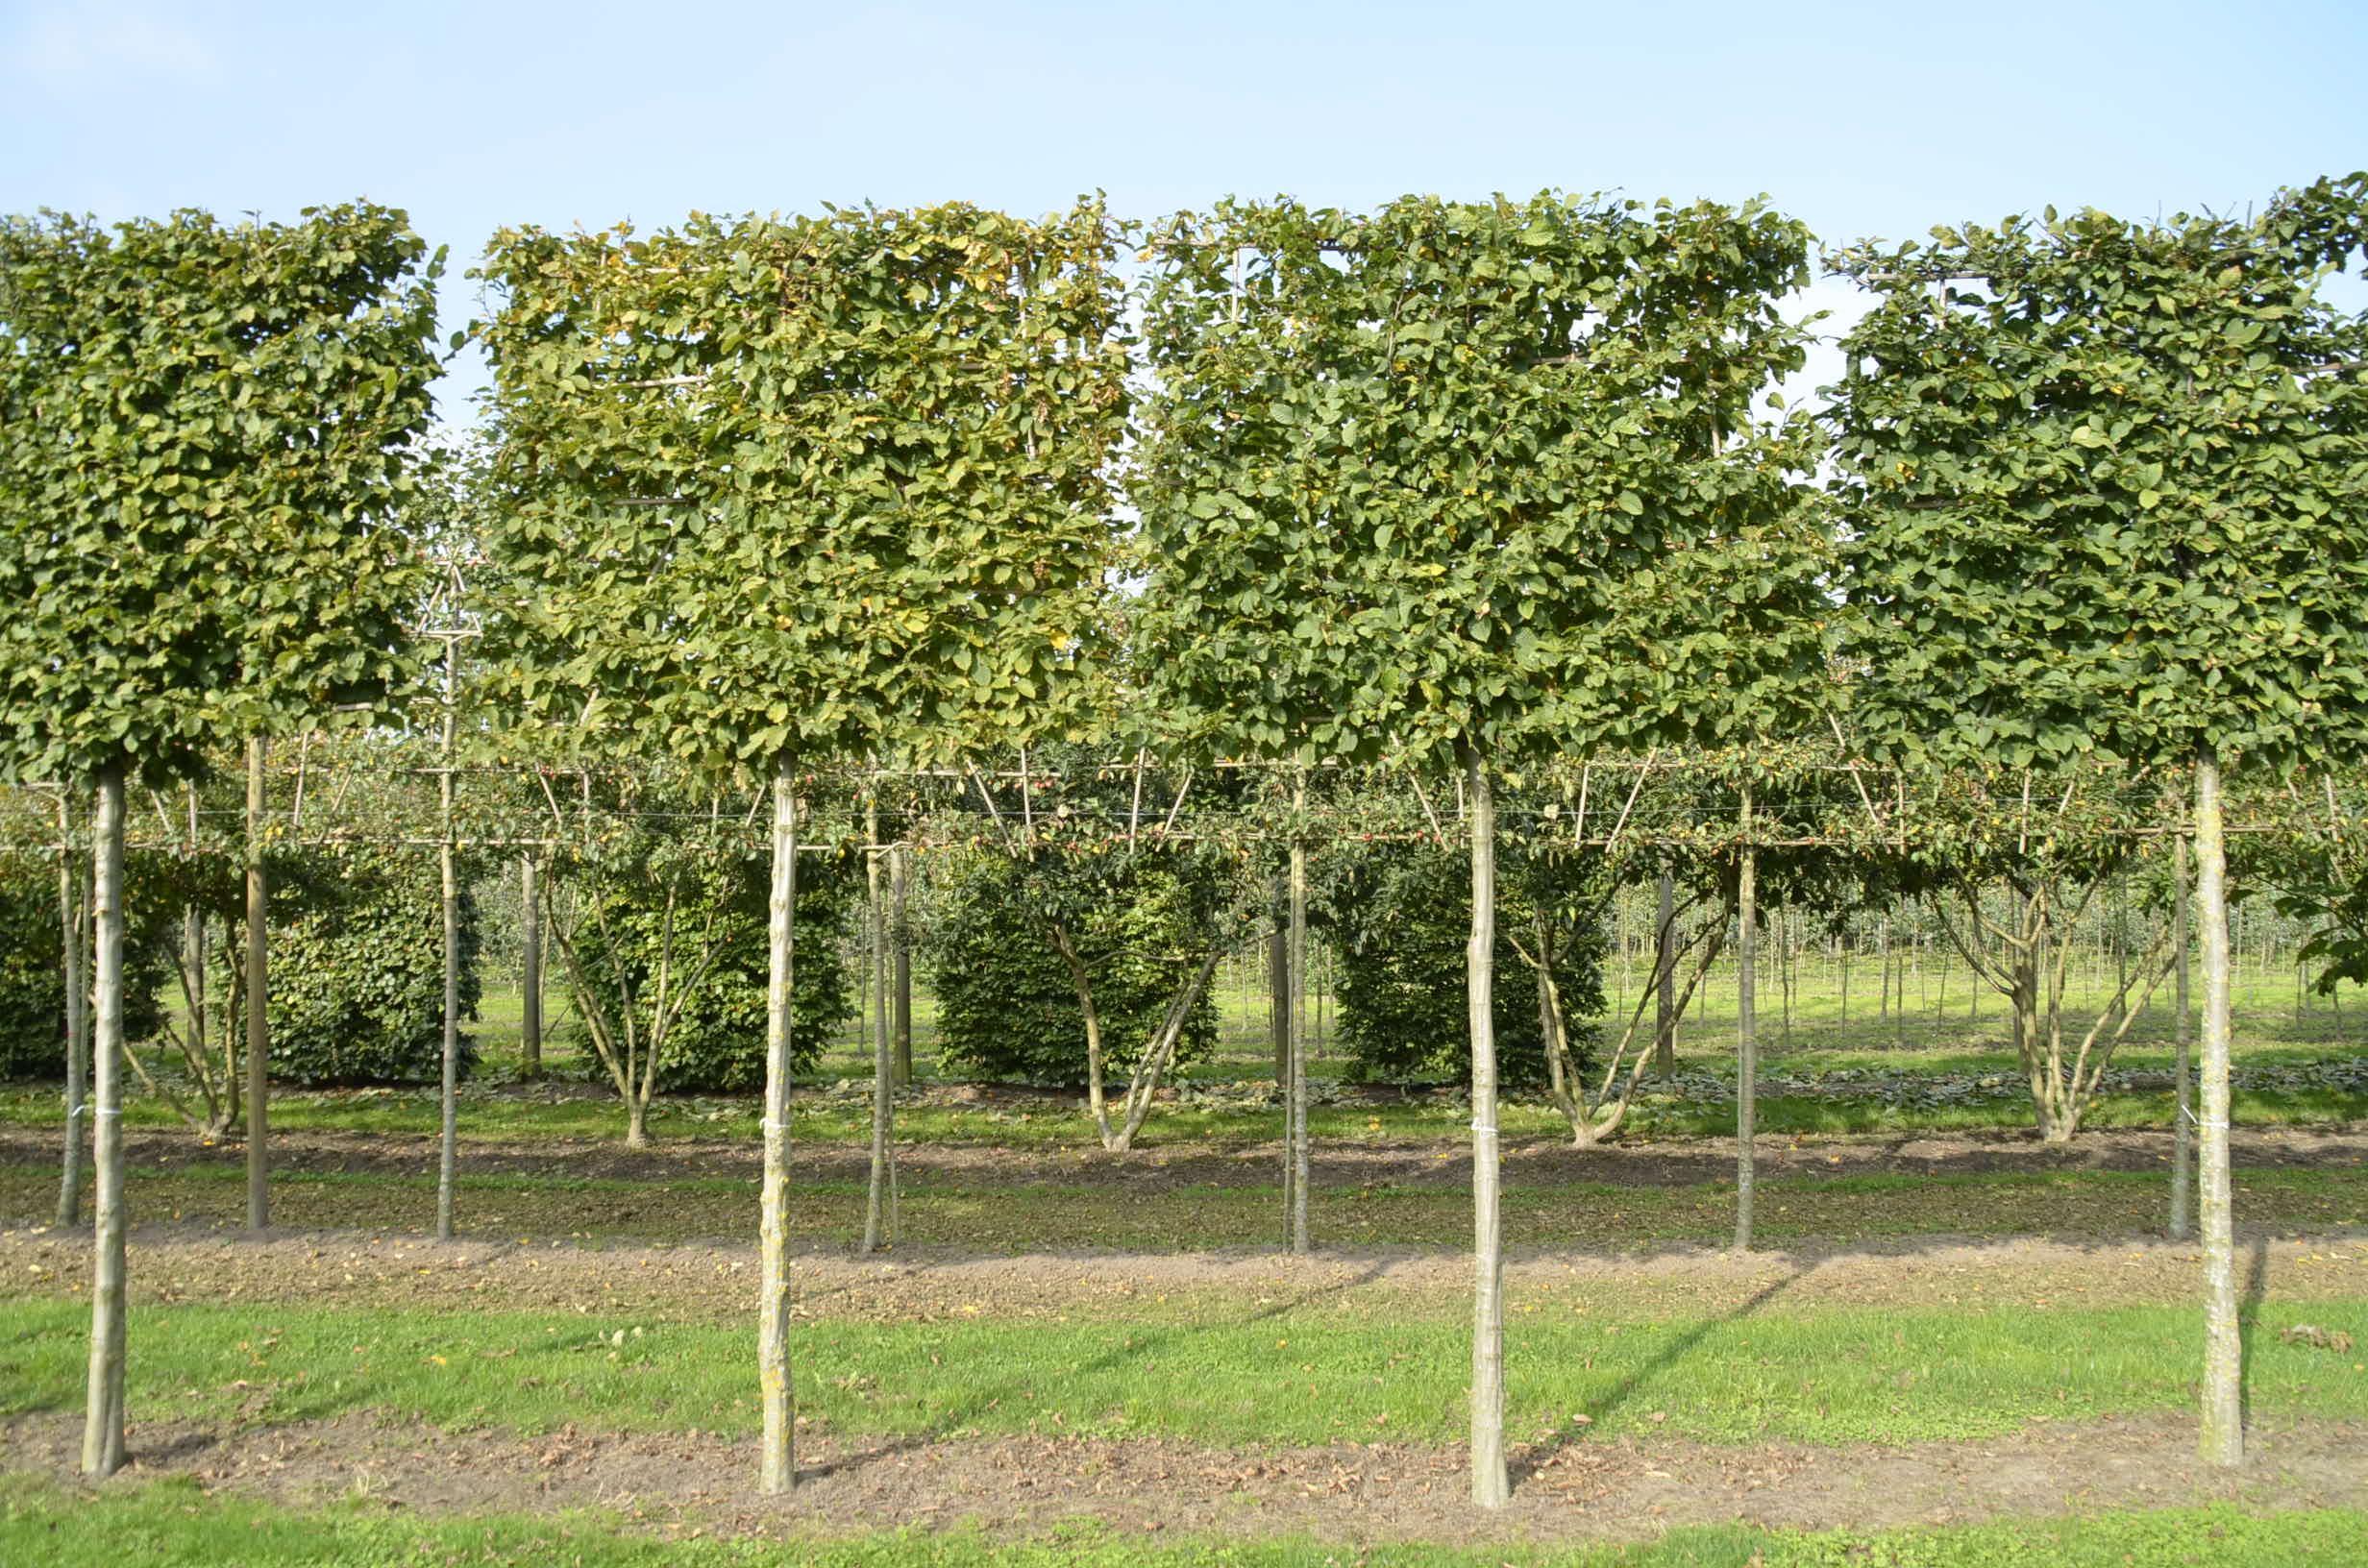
[5,1407,2364,1547]
[7,1224,2368,1324]
[6,1122,2365,1189]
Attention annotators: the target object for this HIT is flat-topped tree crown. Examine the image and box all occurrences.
[478,200,1129,774]
[1830,173,2368,772]
[0,205,443,785]
[1134,190,1831,770]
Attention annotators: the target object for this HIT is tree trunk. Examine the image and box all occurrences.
[1270,878,1294,1242]
[1838,929,1851,1027]
[1878,916,1891,1028]
[57,792,87,1229]
[520,856,543,1081]
[434,650,460,1242]
[2013,919,2064,1143]
[245,737,270,1233]
[1735,779,1758,1254]
[1898,918,1912,1049]
[1050,925,1113,1145]
[1653,871,1676,1076]
[183,905,214,1132]
[1270,883,1290,1085]
[1288,826,1310,1256]
[1933,930,1949,1030]
[863,799,897,1253]
[2195,753,2241,1466]
[2171,823,2193,1242]
[625,1098,650,1149]
[1104,947,1226,1153]
[758,761,799,1493]
[83,764,127,1477]
[1466,748,1507,1508]
[891,845,912,1087]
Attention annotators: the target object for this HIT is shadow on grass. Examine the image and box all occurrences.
[1508,1260,1813,1493]
[2240,1232,2270,1433]
[800,1257,1393,1484]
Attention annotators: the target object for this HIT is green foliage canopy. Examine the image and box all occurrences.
[259,842,481,1086]
[1134,191,1831,769]
[477,201,1130,775]
[0,206,443,786]
[1830,176,2368,772]
[927,849,1220,1086]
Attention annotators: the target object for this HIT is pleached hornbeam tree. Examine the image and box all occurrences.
[0,204,441,1476]
[1138,191,1831,1507]
[1831,173,2368,1466]
[481,199,1128,1494]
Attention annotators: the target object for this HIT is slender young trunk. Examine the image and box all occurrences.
[520,856,543,1081]
[185,788,230,1134]
[83,765,127,1477]
[2014,914,2057,1141]
[435,647,460,1242]
[1288,816,1310,1256]
[1838,929,1851,1026]
[1653,871,1676,1076]
[1899,917,1912,1048]
[2171,825,2193,1242]
[1270,883,1290,1085]
[863,799,897,1253]
[1270,878,1295,1244]
[1050,925,1112,1142]
[1467,748,1507,1509]
[1934,928,1949,1030]
[1104,948,1226,1151]
[2195,753,2241,1466]
[1540,938,1566,1121]
[183,905,213,1129]
[1317,941,1328,1048]
[891,845,912,1087]
[2115,872,2130,1001]
[245,738,269,1233]
[1735,779,1758,1253]
[58,792,88,1229]
[1879,916,1891,1027]
[758,761,799,1493]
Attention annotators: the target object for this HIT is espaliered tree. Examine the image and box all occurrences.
[1889,761,2178,1141]
[947,744,1258,1152]
[1829,174,2368,1465]
[480,199,1128,1494]
[0,204,441,1476]
[1137,191,1827,1507]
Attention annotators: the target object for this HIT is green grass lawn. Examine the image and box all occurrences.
[4,1293,2364,1448]
[5,1480,2363,1568]
[6,1163,2364,1251]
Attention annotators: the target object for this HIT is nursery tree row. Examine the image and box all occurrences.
[5,178,2365,1497]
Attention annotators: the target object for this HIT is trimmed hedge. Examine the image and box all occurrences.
[0,849,172,1080]
[928,854,1219,1086]
[1326,845,1604,1090]
[564,848,853,1093]
[259,845,481,1086]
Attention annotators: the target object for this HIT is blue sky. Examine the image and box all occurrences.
[6,0,2363,416]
